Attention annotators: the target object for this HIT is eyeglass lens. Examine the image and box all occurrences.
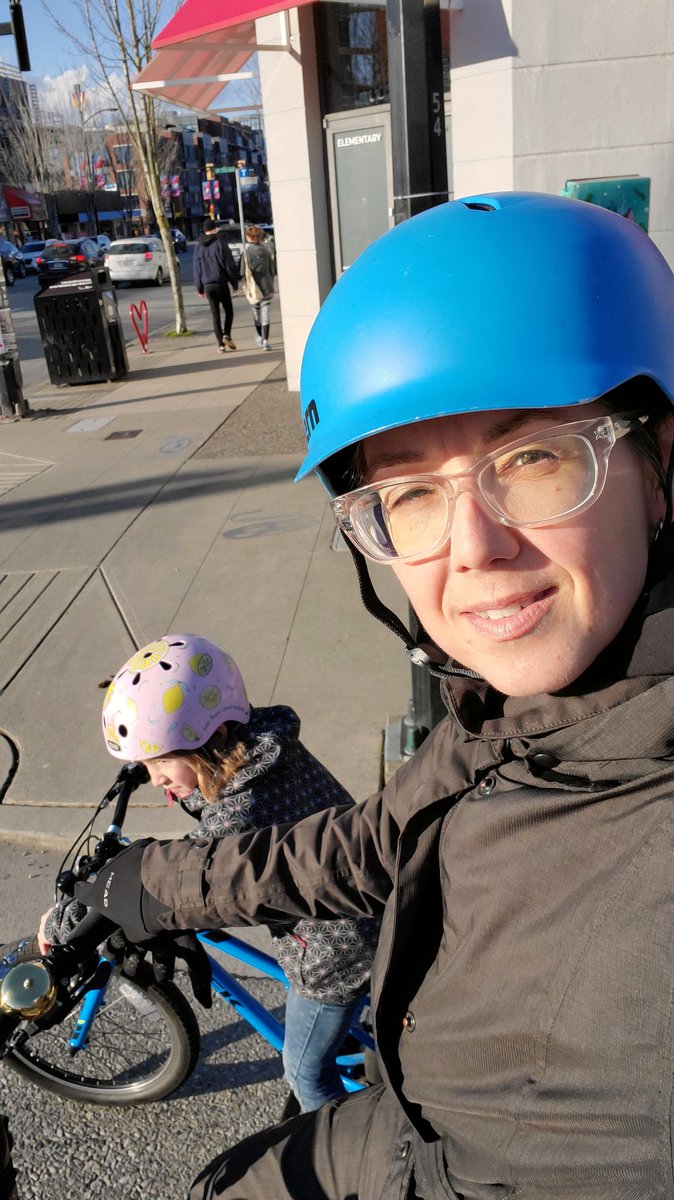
[355,432,599,559]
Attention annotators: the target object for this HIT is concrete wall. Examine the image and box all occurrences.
[256,7,333,390]
[450,0,674,263]
[256,0,674,389]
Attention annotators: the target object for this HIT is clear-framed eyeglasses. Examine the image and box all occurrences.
[330,412,647,564]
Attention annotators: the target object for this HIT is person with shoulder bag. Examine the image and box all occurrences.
[241,225,275,350]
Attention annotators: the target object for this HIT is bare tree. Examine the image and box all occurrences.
[0,90,72,236]
[45,0,189,333]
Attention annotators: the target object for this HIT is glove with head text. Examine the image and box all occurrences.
[74,840,170,944]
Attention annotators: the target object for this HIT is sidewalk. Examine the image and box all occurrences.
[0,291,409,849]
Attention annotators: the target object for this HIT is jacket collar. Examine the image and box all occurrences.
[440,567,674,776]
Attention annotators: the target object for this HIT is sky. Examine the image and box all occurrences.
[2,0,256,126]
[6,0,175,114]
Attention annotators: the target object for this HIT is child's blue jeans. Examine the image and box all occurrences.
[282,986,362,1112]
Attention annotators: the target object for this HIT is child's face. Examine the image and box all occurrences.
[144,755,199,799]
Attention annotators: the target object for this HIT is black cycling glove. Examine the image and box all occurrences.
[74,841,212,1008]
[74,839,169,943]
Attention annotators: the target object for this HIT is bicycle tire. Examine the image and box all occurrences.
[6,960,200,1106]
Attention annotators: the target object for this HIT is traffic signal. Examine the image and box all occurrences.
[10,0,30,72]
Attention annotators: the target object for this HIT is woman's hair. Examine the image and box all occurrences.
[599,377,673,494]
[174,723,249,802]
[245,225,264,244]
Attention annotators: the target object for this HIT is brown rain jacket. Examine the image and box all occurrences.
[142,571,674,1198]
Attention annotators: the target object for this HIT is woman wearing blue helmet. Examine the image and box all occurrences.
[79,194,674,1199]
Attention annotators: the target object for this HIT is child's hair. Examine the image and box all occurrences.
[174,722,249,802]
[245,224,264,244]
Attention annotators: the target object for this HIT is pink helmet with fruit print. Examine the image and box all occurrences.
[102,634,250,761]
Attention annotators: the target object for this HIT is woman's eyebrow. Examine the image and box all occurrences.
[482,410,570,445]
[365,449,425,474]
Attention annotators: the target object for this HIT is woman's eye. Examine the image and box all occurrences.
[388,485,435,509]
[498,446,559,473]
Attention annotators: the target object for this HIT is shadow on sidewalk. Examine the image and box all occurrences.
[0,462,304,534]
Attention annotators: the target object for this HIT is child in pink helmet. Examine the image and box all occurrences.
[44,633,379,1114]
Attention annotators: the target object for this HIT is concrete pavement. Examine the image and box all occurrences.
[0,288,409,850]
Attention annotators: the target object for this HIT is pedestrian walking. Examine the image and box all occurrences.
[72,193,674,1200]
[241,225,275,350]
[193,218,239,354]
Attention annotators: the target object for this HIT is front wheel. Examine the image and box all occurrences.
[6,961,200,1106]
[4,264,14,287]
[155,267,163,287]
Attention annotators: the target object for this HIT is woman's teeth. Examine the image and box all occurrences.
[478,603,525,620]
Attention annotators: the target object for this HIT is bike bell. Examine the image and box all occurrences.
[0,960,57,1019]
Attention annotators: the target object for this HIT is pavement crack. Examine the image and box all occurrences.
[0,730,19,802]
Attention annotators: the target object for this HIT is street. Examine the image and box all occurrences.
[0,840,289,1200]
[0,225,406,1200]
[7,245,205,394]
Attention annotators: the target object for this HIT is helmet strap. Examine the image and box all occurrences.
[342,535,481,682]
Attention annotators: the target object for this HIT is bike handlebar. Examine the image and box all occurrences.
[60,910,118,961]
[104,762,149,829]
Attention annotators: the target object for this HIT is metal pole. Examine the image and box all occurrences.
[386,0,448,225]
[386,0,449,744]
[234,165,246,234]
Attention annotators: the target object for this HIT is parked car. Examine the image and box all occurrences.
[21,239,57,274]
[0,240,27,286]
[104,237,169,286]
[35,238,104,286]
[169,228,187,253]
[213,223,245,268]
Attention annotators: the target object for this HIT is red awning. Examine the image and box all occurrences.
[133,0,313,113]
[154,0,312,48]
[3,186,43,220]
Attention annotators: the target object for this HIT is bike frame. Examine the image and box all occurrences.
[67,928,374,1092]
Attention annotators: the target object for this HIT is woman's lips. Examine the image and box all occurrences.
[463,587,556,640]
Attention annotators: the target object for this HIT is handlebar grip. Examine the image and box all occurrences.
[60,909,117,962]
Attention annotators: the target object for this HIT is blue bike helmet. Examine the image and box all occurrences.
[297,191,674,491]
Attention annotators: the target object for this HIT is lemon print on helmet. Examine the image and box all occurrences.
[162,683,185,714]
[181,723,201,742]
[103,679,116,708]
[127,641,170,672]
[189,653,213,677]
[124,697,138,724]
[140,738,162,755]
[200,685,221,709]
[105,720,121,753]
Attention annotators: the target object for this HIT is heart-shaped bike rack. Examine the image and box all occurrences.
[129,300,149,353]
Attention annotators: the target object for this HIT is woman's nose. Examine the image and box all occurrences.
[448,489,521,572]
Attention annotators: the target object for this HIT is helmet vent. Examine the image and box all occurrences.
[160,660,172,670]
[131,672,141,685]
[118,724,128,738]
[463,202,496,212]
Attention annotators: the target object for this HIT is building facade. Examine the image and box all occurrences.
[245,0,674,387]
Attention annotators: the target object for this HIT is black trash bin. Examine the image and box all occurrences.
[34,268,129,386]
[0,354,29,417]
